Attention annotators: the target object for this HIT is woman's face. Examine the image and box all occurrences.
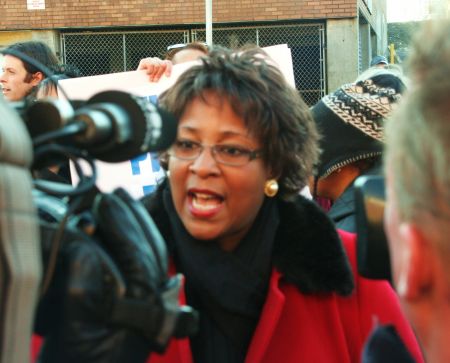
[168,92,271,251]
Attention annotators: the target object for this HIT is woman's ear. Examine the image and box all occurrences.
[396,223,432,301]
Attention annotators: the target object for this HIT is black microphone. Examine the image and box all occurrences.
[30,90,178,163]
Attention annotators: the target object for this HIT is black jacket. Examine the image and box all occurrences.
[328,165,382,233]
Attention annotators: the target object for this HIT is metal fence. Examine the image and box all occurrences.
[61,22,325,106]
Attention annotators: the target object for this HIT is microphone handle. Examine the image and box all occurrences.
[33,121,87,147]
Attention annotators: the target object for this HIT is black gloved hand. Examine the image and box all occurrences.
[36,221,135,363]
[93,188,198,351]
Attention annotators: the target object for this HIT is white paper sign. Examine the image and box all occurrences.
[80,154,167,198]
[61,44,295,199]
[27,0,45,10]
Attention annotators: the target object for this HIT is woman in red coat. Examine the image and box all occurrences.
[139,47,423,363]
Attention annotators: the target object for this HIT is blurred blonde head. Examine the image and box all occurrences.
[385,19,450,257]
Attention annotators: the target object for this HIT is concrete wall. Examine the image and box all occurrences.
[0,30,60,56]
[326,18,359,92]
[359,0,388,57]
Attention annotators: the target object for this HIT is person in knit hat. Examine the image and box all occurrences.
[309,69,406,232]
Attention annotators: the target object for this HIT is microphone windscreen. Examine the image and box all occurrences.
[25,99,75,139]
[86,91,178,162]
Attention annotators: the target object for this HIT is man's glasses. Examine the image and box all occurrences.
[166,42,208,51]
[168,139,262,166]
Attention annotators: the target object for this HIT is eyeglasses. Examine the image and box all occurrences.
[167,43,187,51]
[166,42,208,51]
[168,139,262,166]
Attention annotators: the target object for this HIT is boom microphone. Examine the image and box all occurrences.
[30,90,178,163]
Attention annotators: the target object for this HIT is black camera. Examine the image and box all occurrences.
[0,88,198,363]
[354,175,392,283]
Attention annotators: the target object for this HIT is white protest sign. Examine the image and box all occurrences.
[60,44,295,199]
[263,44,296,88]
[59,60,196,101]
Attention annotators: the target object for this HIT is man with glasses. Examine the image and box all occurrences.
[137,41,208,82]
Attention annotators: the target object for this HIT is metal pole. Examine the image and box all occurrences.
[389,43,395,64]
[205,0,212,46]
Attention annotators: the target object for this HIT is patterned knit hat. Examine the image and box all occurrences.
[312,74,403,179]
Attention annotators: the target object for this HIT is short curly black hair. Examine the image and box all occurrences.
[158,46,319,200]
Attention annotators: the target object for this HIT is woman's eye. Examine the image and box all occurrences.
[219,145,248,156]
[176,140,198,150]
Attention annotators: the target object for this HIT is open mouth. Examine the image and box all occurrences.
[188,191,224,213]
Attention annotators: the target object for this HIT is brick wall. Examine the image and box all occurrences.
[0,0,357,30]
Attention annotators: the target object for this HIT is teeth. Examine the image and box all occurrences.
[195,193,216,200]
[192,193,222,211]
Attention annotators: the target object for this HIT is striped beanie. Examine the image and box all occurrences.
[311,74,404,178]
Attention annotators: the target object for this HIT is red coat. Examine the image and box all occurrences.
[148,231,423,363]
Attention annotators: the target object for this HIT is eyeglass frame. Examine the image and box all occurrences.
[166,42,208,51]
[167,140,262,167]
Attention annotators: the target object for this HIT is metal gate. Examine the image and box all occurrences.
[61,22,325,106]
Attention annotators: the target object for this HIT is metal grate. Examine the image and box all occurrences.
[61,23,325,106]
[195,23,326,105]
[61,30,188,76]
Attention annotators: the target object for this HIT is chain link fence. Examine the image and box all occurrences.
[62,30,188,75]
[61,22,325,106]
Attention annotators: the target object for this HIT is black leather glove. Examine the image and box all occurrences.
[35,188,197,363]
[93,188,198,350]
[36,220,135,363]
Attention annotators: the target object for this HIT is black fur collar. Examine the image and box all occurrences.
[141,183,354,297]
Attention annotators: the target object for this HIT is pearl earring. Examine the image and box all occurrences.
[264,179,279,197]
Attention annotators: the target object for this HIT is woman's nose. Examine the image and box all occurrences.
[188,146,220,177]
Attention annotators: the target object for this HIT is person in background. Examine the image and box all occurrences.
[166,42,208,65]
[379,20,450,363]
[370,55,389,69]
[137,41,208,82]
[0,41,59,101]
[141,46,423,363]
[35,74,65,99]
[309,68,407,232]
[33,64,81,184]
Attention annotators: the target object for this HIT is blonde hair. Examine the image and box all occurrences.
[405,20,450,86]
[385,20,450,245]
